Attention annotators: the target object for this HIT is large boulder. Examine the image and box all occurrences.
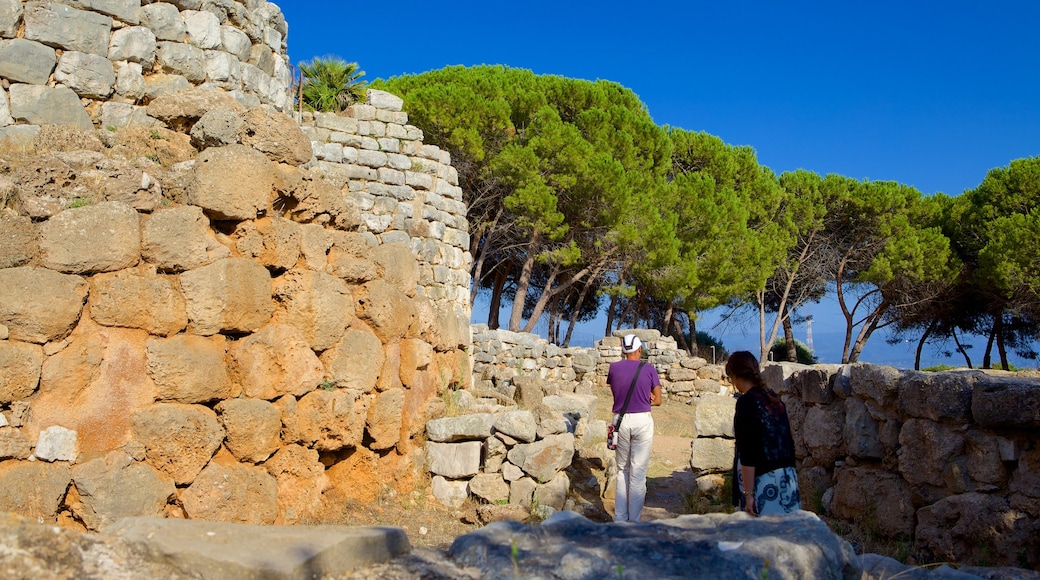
[188,144,274,220]
[89,267,187,336]
[141,206,230,272]
[272,269,354,351]
[319,329,384,391]
[295,388,369,452]
[263,444,330,525]
[228,323,324,400]
[0,267,87,344]
[0,341,43,403]
[0,460,71,520]
[130,403,224,485]
[68,451,175,531]
[216,398,281,463]
[39,201,140,274]
[180,462,278,525]
[146,333,235,403]
[239,104,312,165]
[506,433,575,483]
[180,257,274,335]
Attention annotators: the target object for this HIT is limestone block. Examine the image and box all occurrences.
[965,430,1008,487]
[803,402,845,467]
[181,462,278,525]
[399,337,434,389]
[0,0,21,37]
[263,444,330,524]
[235,217,301,272]
[203,50,241,88]
[897,419,966,503]
[972,374,1040,428]
[249,43,277,76]
[692,394,735,438]
[0,267,87,344]
[216,398,281,463]
[425,413,495,443]
[144,333,230,403]
[0,341,44,403]
[843,397,884,460]
[431,474,468,508]
[319,329,384,392]
[272,269,353,351]
[0,87,12,127]
[354,279,416,343]
[469,473,510,504]
[221,25,251,61]
[140,1,185,41]
[831,466,915,536]
[189,107,244,149]
[509,476,537,506]
[189,144,274,220]
[112,67,148,104]
[366,388,405,450]
[8,84,93,130]
[148,86,246,129]
[0,461,71,519]
[357,149,388,168]
[131,403,224,485]
[315,112,358,133]
[897,371,976,423]
[371,243,420,297]
[494,410,537,443]
[848,362,902,408]
[506,433,575,483]
[180,257,274,335]
[916,492,1036,569]
[502,461,524,482]
[39,201,140,274]
[144,73,191,100]
[298,223,332,270]
[485,436,507,472]
[70,451,174,531]
[182,9,221,49]
[89,268,187,336]
[156,41,206,82]
[63,0,140,24]
[142,206,229,272]
[0,38,56,85]
[34,425,78,462]
[296,389,369,452]
[229,324,324,400]
[427,441,481,478]
[109,26,157,65]
[240,104,313,165]
[532,404,568,439]
[689,437,734,473]
[24,2,112,56]
[533,472,570,510]
[0,427,32,459]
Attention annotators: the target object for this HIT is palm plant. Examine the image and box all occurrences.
[297,56,367,113]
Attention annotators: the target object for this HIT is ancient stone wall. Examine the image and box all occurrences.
[0,0,292,137]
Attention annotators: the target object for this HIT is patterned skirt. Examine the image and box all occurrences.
[736,462,802,516]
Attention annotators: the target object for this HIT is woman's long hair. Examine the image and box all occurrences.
[725,351,767,391]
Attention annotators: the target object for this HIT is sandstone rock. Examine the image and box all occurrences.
[39,201,141,274]
[399,337,434,389]
[427,441,481,479]
[469,473,510,504]
[131,403,223,485]
[181,462,278,525]
[803,402,845,467]
[147,86,245,129]
[271,269,353,351]
[493,410,537,443]
[263,444,330,525]
[296,388,369,451]
[216,398,281,463]
[327,231,379,282]
[0,38,56,85]
[0,340,44,403]
[298,222,332,270]
[89,268,187,336]
[33,323,157,453]
[365,388,404,450]
[831,465,915,536]
[0,427,31,459]
[229,323,324,400]
[509,477,537,506]
[426,413,495,443]
[319,329,384,391]
[0,214,35,269]
[69,451,174,531]
[180,257,274,335]
[240,104,313,165]
[431,474,468,508]
[189,106,245,149]
[0,460,71,520]
[354,279,417,343]
[146,333,234,403]
[506,433,575,483]
[690,436,735,473]
[142,205,230,272]
[693,393,736,438]
[371,243,419,297]
[34,425,78,462]
[188,143,274,220]
[237,217,302,271]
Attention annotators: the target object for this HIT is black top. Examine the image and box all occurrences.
[732,386,797,504]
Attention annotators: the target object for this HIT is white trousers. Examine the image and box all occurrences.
[613,411,654,522]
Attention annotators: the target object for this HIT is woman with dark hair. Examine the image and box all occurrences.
[726,351,801,516]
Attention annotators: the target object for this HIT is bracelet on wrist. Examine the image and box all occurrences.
[742,490,753,496]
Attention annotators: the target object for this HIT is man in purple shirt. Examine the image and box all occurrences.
[607,334,662,522]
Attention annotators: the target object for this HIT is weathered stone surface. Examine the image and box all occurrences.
[296,388,369,451]
[0,0,21,37]
[131,403,223,485]
[216,398,281,463]
[831,466,915,536]
[898,370,976,423]
[142,206,230,272]
[180,257,274,335]
[34,425,77,462]
[791,366,839,404]
[0,460,71,519]
[0,38,56,85]
[690,436,735,473]
[427,441,482,478]
[263,444,330,525]
[189,144,274,220]
[493,410,536,443]
[240,104,313,165]
[365,388,405,450]
[272,269,354,351]
[189,106,243,149]
[426,413,495,443]
[319,329,384,391]
[108,25,156,64]
[24,2,112,56]
[399,337,434,389]
[234,216,301,271]
[843,397,884,460]
[181,462,278,525]
[469,473,510,504]
[182,9,221,49]
[506,433,575,483]
[54,50,115,98]
[89,268,187,336]
[450,511,860,579]
[146,333,234,403]
[693,393,736,438]
[147,86,245,131]
[0,341,43,403]
[0,427,32,459]
[531,403,568,439]
[229,323,324,400]
[431,474,468,508]
[354,279,417,343]
[0,214,35,269]
[140,2,185,41]
[155,41,206,83]
[972,374,1040,428]
[509,476,537,506]
[371,242,419,297]
[39,201,141,274]
[69,451,174,531]
[898,419,966,503]
[849,362,902,407]
[803,402,845,466]
[915,493,1039,569]
[9,83,93,129]
[533,471,570,510]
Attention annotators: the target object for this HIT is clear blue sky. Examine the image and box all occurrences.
[279,0,1039,197]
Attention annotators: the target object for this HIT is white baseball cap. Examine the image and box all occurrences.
[621,335,642,354]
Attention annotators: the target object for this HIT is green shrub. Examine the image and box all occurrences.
[769,338,817,364]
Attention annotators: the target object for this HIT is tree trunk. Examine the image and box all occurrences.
[995,313,1009,370]
[847,300,887,363]
[673,316,690,355]
[562,276,595,348]
[952,329,973,368]
[783,317,797,362]
[688,314,700,358]
[605,294,617,337]
[983,318,996,369]
[487,267,508,330]
[508,230,541,332]
[914,320,936,370]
